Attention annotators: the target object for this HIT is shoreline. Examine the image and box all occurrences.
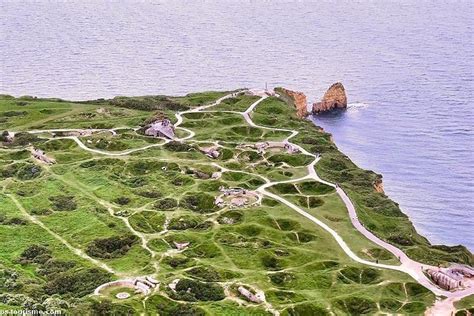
[1,89,473,314]
[310,116,472,252]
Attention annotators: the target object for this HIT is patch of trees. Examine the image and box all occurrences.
[49,195,77,211]
[180,192,217,213]
[86,234,138,259]
[170,279,225,302]
[15,244,108,298]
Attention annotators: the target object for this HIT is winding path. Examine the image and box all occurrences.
[11,89,473,314]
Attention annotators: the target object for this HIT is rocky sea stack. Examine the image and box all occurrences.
[312,82,347,114]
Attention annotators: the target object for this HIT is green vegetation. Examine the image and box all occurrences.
[0,90,466,315]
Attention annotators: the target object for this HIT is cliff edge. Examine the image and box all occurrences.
[275,87,308,118]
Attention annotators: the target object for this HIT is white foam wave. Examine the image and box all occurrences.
[348,102,369,109]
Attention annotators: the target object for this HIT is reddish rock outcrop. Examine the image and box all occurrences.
[374,177,384,194]
[312,82,347,114]
[276,88,308,118]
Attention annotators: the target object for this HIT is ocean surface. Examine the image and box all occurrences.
[1,1,473,251]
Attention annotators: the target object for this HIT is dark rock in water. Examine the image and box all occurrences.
[312,82,347,114]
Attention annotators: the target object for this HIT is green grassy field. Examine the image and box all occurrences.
[0,91,470,315]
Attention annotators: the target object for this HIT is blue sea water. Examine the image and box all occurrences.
[1,1,473,250]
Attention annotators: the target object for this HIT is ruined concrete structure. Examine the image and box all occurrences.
[173,241,190,251]
[251,141,300,155]
[426,269,462,291]
[31,148,55,164]
[145,119,175,139]
[94,276,159,296]
[312,82,347,114]
[200,146,220,159]
[237,286,264,303]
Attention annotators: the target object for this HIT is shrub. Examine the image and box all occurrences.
[11,132,40,146]
[162,255,191,268]
[135,189,162,198]
[154,198,178,210]
[38,259,76,276]
[217,211,243,224]
[113,196,131,205]
[171,279,225,302]
[168,216,200,230]
[261,254,283,271]
[16,164,42,180]
[186,266,221,282]
[43,268,111,297]
[18,244,51,264]
[180,192,217,213]
[269,272,295,286]
[86,234,138,259]
[49,195,77,211]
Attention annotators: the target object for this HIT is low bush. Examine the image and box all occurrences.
[16,164,42,180]
[180,192,217,213]
[154,198,178,210]
[43,268,111,297]
[49,195,77,211]
[113,196,131,205]
[86,234,138,259]
[171,279,225,302]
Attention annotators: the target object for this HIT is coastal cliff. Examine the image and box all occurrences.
[272,89,473,267]
[374,176,385,193]
[312,82,347,114]
[275,87,308,118]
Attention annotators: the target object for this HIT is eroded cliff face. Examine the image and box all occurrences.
[276,88,308,118]
[374,177,385,194]
[312,82,347,114]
